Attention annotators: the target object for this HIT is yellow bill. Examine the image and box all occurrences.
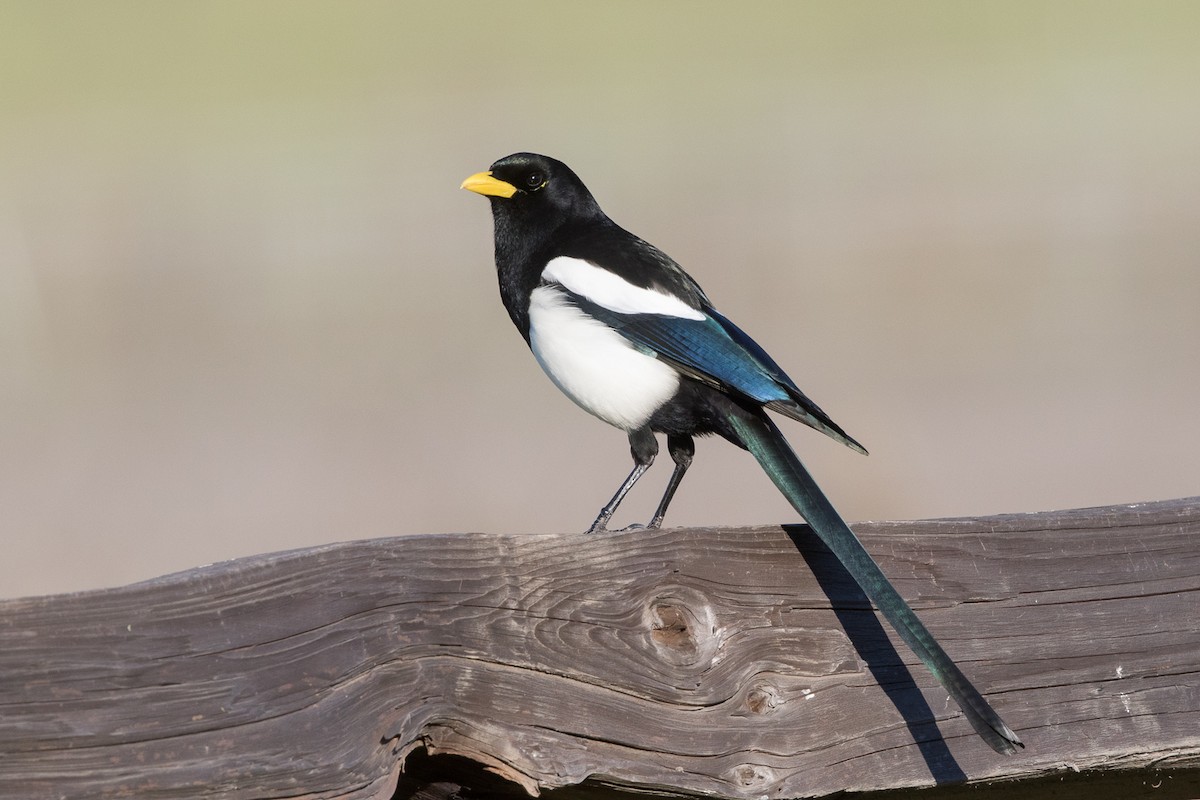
[460,171,517,199]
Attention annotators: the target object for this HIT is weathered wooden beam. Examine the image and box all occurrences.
[2,498,1199,799]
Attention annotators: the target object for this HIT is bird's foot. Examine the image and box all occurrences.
[585,522,657,534]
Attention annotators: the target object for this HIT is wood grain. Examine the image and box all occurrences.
[2,498,1199,799]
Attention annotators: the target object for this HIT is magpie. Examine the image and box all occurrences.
[462,152,1022,755]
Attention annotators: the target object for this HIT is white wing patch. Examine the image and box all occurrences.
[542,256,705,320]
[528,285,680,431]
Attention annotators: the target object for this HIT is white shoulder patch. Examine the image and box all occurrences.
[542,256,705,320]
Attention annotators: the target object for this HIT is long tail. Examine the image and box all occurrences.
[726,409,1023,755]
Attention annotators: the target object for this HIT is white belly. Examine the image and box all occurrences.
[528,285,680,431]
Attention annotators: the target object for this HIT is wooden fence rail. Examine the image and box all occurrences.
[2,498,1199,799]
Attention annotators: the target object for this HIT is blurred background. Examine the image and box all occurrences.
[2,2,1198,599]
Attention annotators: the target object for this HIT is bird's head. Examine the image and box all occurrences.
[461,153,604,239]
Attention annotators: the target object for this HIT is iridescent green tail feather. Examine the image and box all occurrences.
[727,410,1023,755]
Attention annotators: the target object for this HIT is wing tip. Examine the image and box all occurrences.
[765,399,869,455]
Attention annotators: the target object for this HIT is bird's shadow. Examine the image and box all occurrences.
[783,524,968,784]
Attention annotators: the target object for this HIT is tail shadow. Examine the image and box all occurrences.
[784,523,968,784]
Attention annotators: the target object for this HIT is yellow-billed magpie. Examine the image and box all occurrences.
[462,152,1022,755]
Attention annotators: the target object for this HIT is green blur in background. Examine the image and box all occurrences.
[2,2,1198,598]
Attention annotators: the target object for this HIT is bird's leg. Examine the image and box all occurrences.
[587,428,658,533]
[647,434,694,529]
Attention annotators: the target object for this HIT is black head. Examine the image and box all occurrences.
[461,152,606,235]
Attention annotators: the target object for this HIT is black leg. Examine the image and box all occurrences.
[647,434,694,529]
[587,428,658,533]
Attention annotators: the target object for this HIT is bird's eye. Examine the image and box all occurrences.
[525,172,544,189]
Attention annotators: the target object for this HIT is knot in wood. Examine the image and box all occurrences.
[651,603,694,652]
[644,588,718,668]
[727,763,777,791]
[745,683,780,715]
